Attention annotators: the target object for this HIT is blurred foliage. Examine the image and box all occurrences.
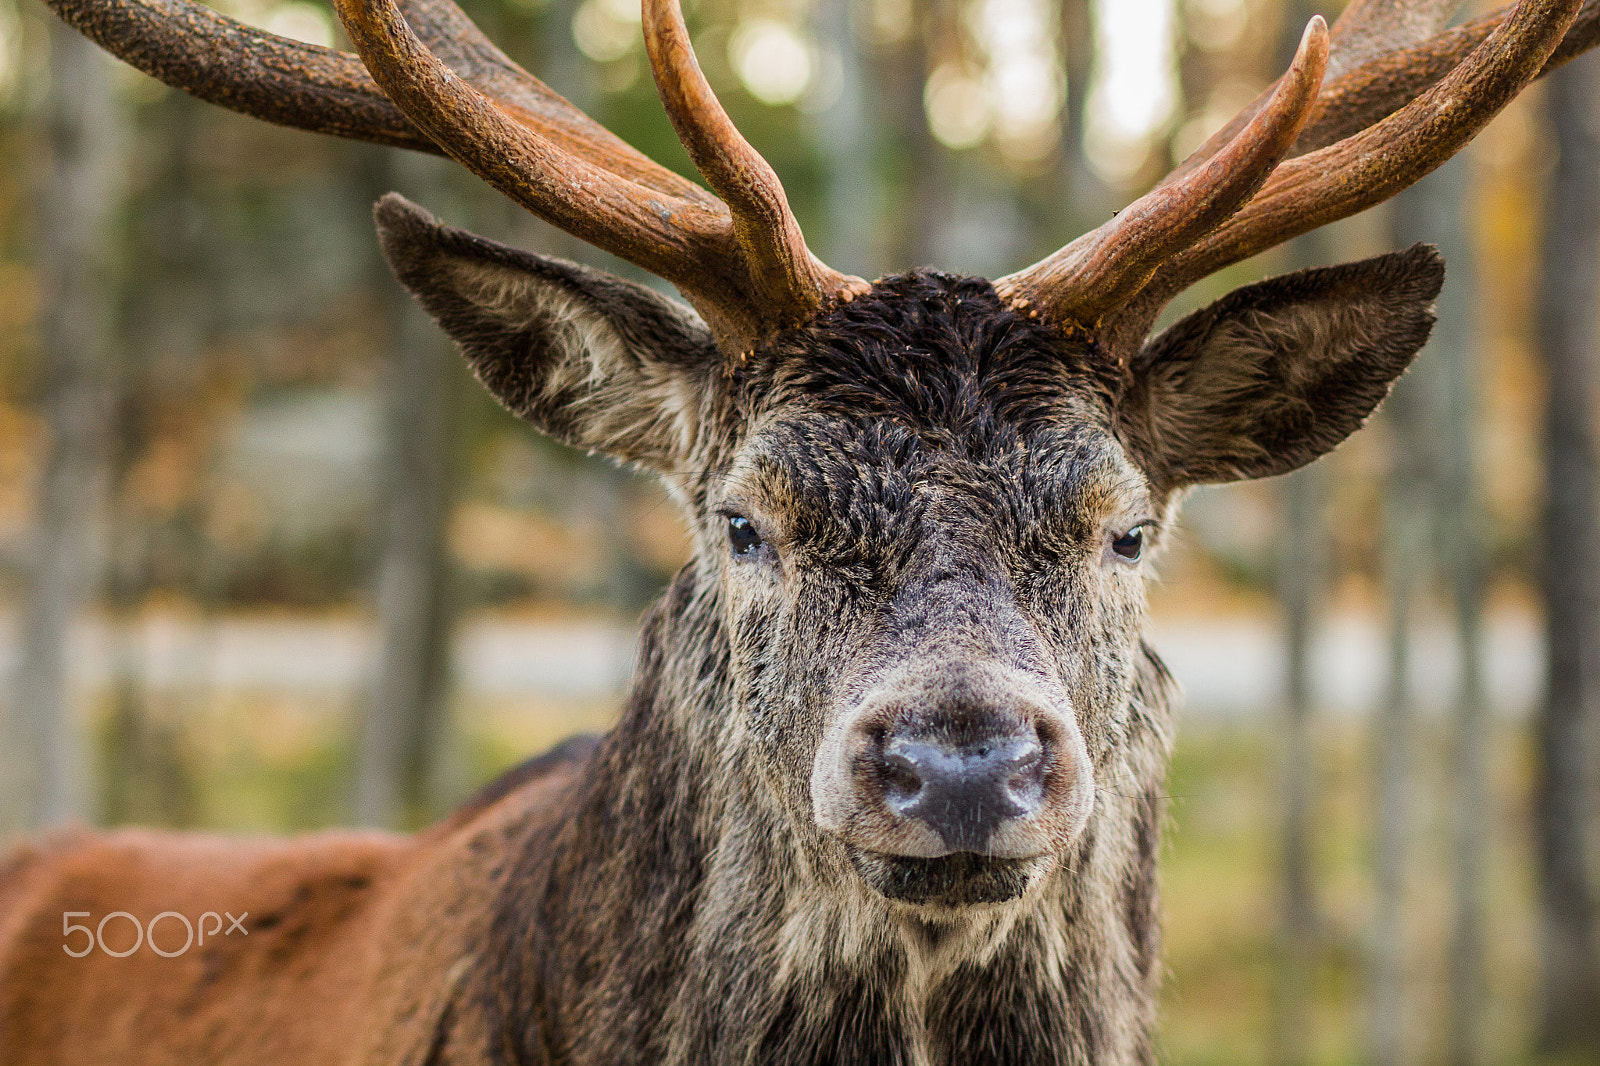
[0,0,1565,616]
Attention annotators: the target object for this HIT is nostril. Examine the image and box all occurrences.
[1005,743,1046,806]
[880,752,924,802]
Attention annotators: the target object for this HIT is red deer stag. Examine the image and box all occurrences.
[4,0,1597,1062]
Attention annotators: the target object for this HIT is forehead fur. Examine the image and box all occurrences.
[726,413,1145,573]
[734,271,1125,452]
[711,274,1149,559]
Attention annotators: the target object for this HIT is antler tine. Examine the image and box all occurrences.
[1168,0,1457,181]
[1168,1,1600,185]
[45,0,716,204]
[335,0,730,282]
[337,0,865,348]
[1107,0,1582,350]
[641,0,870,325]
[1326,0,1464,79]
[994,16,1328,331]
[1299,0,1600,153]
[46,0,435,153]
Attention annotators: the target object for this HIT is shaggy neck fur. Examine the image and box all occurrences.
[479,557,1175,1066]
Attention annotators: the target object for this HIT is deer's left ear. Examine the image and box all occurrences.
[1118,244,1444,489]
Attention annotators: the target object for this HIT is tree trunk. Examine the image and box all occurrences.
[355,150,463,830]
[1055,0,1111,238]
[1415,154,1490,1066]
[1366,156,1480,1066]
[1534,52,1600,1056]
[1369,190,1433,1063]
[1273,224,1330,1066]
[810,0,880,280]
[2,19,124,832]
[875,0,951,272]
[1369,447,1422,1066]
[1274,461,1322,1066]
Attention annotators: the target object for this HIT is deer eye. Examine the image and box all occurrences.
[727,515,764,557]
[1111,525,1144,562]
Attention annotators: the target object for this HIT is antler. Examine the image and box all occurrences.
[48,0,865,351]
[1000,0,1595,345]
[641,0,864,321]
[1171,0,1600,178]
[995,16,1328,334]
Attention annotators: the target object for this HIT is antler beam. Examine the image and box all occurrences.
[1168,0,1600,183]
[1000,0,1588,348]
[1108,0,1583,348]
[996,16,1329,331]
[49,0,864,351]
[47,0,433,152]
[46,0,713,201]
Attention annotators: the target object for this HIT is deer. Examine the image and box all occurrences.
[3,0,1597,1061]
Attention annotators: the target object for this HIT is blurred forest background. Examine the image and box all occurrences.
[1,0,1599,1061]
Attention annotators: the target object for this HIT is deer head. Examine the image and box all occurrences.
[48,0,1596,906]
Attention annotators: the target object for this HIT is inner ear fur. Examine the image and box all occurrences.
[1119,244,1445,489]
[374,193,721,470]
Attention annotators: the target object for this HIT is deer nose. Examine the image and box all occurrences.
[874,730,1047,854]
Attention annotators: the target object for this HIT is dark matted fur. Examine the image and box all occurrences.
[368,195,1446,1056]
[370,195,1442,1064]
[0,195,1442,1066]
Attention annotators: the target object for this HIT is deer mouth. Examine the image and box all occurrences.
[845,847,1045,907]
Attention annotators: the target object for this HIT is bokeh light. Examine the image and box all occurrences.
[1170,77,1260,164]
[264,2,333,48]
[973,0,1063,163]
[924,61,990,150]
[573,0,642,64]
[1085,0,1179,184]
[1185,0,1248,54]
[209,0,333,47]
[731,18,813,107]
[869,0,913,46]
[0,0,17,109]
[923,0,1063,163]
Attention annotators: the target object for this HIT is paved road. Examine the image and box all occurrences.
[0,609,1543,720]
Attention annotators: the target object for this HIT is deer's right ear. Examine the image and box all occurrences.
[375,194,720,470]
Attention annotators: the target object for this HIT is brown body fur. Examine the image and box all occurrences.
[0,751,591,1064]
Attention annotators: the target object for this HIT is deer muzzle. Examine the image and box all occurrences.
[810,661,1094,863]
